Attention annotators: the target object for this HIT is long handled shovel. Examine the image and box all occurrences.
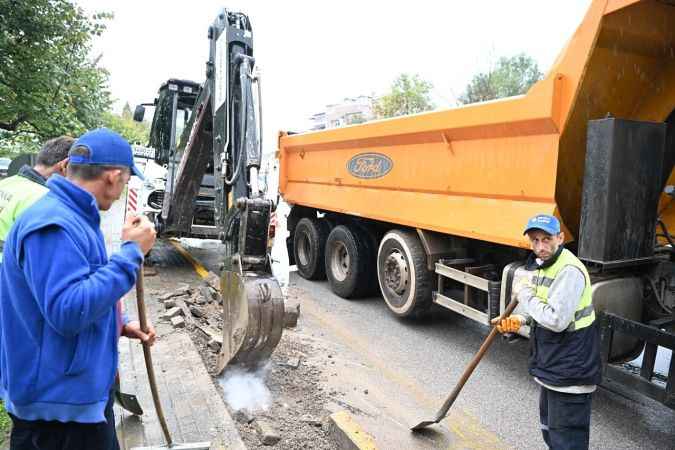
[132,267,211,450]
[411,298,519,431]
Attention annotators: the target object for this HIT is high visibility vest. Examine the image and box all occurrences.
[532,248,595,331]
[0,174,49,261]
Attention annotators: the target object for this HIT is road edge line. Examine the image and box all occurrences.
[328,410,378,450]
[168,239,211,279]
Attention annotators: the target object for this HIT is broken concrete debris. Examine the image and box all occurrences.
[300,414,323,428]
[199,284,218,304]
[157,284,192,301]
[281,356,301,369]
[283,302,300,328]
[164,306,182,319]
[163,298,177,309]
[255,419,281,446]
[189,305,205,318]
[208,338,221,352]
[196,325,222,344]
[170,316,185,328]
[233,409,255,424]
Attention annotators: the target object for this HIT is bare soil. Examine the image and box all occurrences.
[157,276,337,449]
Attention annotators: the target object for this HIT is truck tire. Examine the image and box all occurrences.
[325,225,372,298]
[377,230,433,318]
[293,217,329,280]
[349,222,380,295]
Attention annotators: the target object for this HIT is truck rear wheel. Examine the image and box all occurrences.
[349,222,380,295]
[325,225,372,298]
[294,217,329,280]
[377,230,432,318]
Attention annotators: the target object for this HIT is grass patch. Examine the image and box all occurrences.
[0,401,10,444]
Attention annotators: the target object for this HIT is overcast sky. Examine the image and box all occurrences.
[76,0,592,152]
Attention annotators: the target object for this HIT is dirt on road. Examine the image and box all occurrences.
[153,266,339,449]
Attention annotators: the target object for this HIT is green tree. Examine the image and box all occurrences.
[122,102,132,120]
[458,53,543,105]
[102,110,149,146]
[0,0,112,155]
[346,112,366,125]
[373,73,434,118]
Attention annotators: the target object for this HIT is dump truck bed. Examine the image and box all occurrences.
[279,0,675,249]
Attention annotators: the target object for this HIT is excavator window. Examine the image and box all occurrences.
[149,89,174,165]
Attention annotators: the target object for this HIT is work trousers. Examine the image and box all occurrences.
[539,386,592,450]
[9,392,119,450]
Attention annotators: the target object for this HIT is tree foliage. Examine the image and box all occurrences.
[0,0,112,155]
[458,53,543,105]
[373,74,434,119]
[102,103,149,146]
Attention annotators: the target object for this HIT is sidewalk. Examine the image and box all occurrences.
[115,256,245,450]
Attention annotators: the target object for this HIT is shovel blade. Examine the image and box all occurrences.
[411,419,440,432]
[114,389,143,416]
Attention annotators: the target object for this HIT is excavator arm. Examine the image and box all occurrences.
[135,9,284,372]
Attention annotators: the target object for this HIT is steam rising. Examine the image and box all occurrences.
[219,364,272,413]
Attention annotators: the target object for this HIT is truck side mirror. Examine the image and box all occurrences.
[133,105,145,122]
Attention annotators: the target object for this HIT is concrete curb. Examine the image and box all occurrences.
[328,411,377,450]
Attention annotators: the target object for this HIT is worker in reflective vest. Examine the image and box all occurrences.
[494,214,601,450]
[0,136,73,262]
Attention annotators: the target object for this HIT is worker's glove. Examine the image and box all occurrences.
[491,314,526,334]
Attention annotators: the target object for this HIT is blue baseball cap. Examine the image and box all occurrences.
[70,128,144,180]
[524,214,561,235]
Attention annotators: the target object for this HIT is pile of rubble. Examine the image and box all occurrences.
[155,275,336,448]
[156,273,225,353]
[156,272,300,358]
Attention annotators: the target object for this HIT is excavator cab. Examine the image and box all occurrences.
[134,10,284,372]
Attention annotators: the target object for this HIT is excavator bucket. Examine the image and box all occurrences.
[216,271,285,373]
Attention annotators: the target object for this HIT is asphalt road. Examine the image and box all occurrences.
[179,237,675,449]
[291,274,675,450]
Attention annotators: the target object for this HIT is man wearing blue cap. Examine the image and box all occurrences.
[493,214,601,450]
[0,128,156,449]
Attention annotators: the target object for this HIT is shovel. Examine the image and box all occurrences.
[113,372,143,416]
[132,267,211,450]
[411,298,519,431]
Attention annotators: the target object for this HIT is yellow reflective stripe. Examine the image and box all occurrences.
[534,275,555,287]
[574,304,595,321]
[567,310,595,332]
[536,249,595,332]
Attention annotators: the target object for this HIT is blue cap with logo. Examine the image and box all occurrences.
[70,128,144,180]
[523,214,561,235]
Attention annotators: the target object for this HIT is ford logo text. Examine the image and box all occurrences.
[347,153,393,179]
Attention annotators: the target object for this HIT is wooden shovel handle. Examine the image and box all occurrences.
[135,267,173,447]
[435,298,520,419]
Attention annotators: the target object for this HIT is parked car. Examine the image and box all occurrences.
[0,158,12,179]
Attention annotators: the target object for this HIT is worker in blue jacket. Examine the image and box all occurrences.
[0,128,157,450]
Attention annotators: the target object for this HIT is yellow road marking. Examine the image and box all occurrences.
[330,411,378,450]
[168,239,210,279]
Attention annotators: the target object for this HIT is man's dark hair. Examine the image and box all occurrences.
[67,146,130,181]
[36,136,75,167]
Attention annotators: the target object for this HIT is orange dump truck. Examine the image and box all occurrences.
[278,0,675,408]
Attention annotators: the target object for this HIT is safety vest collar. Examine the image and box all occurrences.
[534,249,595,332]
